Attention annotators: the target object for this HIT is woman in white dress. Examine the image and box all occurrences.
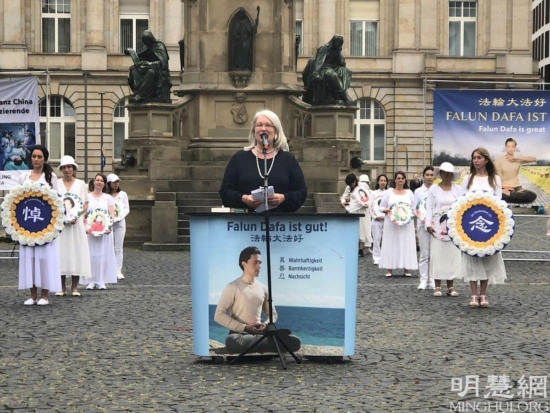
[370,174,388,265]
[425,162,464,297]
[107,173,130,279]
[379,171,418,277]
[461,148,507,308]
[413,166,435,290]
[55,155,92,296]
[18,145,61,305]
[85,173,117,290]
[340,173,372,257]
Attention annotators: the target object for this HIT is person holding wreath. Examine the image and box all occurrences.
[55,155,92,296]
[461,148,507,308]
[425,162,463,297]
[379,171,418,277]
[84,173,117,290]
[18,145,61,305]
[107,173,130,280]
[219,109,307,213]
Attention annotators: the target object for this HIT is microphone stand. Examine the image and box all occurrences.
[230,142,301,369]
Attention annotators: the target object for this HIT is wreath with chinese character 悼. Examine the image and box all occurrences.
[1,181,64,246]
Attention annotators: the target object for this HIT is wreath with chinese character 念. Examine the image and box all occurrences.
[446,190,515,257]
[1,181,64,246]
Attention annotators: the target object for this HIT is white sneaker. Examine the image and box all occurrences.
[385,273,392,277]
[117,272,125,280]
[98,284,106,290]
[24,298,37,305]
[427,281,436,290]
[37,298,49,306]
[418,281,427,290]
[373,258,379,265]
[86,283,95,290]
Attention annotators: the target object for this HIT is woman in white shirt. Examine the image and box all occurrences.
[425,162,463,297]
[413,166,435,290]
[370,174,388,265]
[461,148,507,308]
[379,171,418,277]
[18,145,61,305]
[107,174,130,279]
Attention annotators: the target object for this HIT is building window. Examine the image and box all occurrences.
[120,15,149,53]
[350,21,378,56]
[355,98,385,161]
[296,20,303,56]
[39,96,76,160]
[42,0,71,53]
[113,98,129,160]
[449,1,476,56]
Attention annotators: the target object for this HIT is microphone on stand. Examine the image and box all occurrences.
[260,132,269,151]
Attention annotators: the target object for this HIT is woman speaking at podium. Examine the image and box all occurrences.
[219,109,307,212]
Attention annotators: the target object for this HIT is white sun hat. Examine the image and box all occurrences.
[58,155,78,170]
[435,162,462,181]
[107,173,120,183]
[359,174,370,183]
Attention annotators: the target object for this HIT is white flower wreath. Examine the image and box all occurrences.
[446,190,514,257]
[84,208,114,236]
[1,181,64,246]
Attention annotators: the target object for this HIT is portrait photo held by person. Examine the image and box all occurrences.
[214,246,301,354]
[302,35,353,105]
[219,109,307,213]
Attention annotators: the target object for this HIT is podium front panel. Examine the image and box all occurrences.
[190,213,359,357]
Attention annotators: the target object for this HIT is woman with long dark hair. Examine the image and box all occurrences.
[379,171,418,277]
[18,145,61,305]
[370,174,388,265]
[413,166,435,290]
[461,148,507,308]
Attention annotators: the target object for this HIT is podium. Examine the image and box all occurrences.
[189,213,360,358]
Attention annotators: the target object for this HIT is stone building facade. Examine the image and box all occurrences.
[0,0,540,242]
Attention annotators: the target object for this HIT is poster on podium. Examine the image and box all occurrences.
[189,213,360,357]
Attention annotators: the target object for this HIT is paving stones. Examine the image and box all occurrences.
[0,217,549,412]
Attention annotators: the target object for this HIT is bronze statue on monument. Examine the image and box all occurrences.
[302,35,353,106]
[125,30,172,103]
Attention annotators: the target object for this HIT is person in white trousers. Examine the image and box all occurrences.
[413,166,435,290]
[370,174,388,265]
[107,173,130,280]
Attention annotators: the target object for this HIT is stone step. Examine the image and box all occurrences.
[169,180,222,192]
[176,192,220,200]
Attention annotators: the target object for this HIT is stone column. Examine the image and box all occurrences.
[487,0,508,54]
[393,0,423,74]
[164,0,183,62]
[318,0,336,45]
[0,0,27,69]
[82,0,107,70]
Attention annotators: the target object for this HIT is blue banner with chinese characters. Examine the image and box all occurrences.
[189,213,359,357]
[433,89,550,206]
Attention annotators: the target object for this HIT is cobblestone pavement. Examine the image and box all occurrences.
[0,215,549,412]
